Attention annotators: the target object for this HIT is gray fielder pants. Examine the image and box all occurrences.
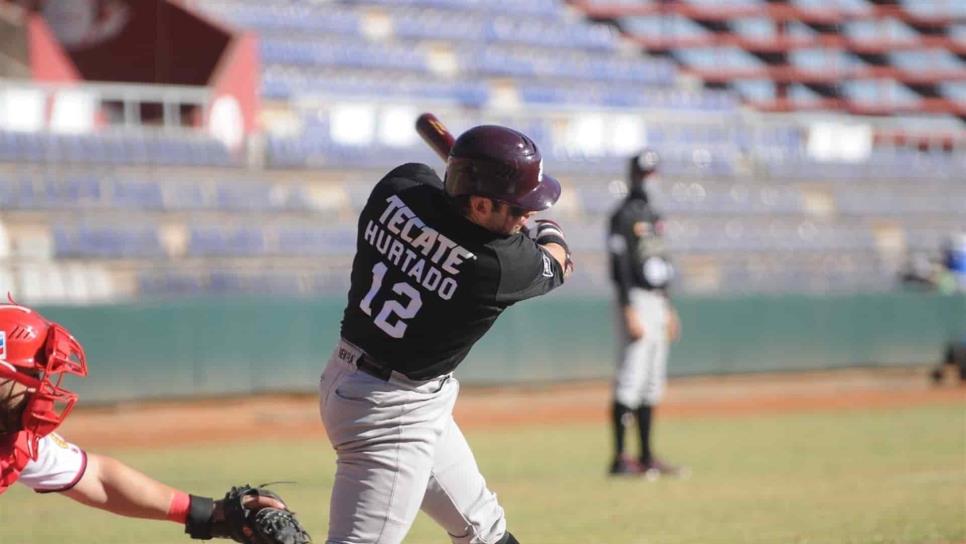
[318,339,508,544]
[614,288,669,408]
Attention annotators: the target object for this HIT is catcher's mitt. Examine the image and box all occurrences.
[186,484,312,544]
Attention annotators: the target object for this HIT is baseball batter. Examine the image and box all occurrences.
[607,149,684,478]
[0,303,310,544]
[319,124,573,544]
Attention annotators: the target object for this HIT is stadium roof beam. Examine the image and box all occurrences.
[573,1,958,27]
[629,33,965,56]
[683,66,965,86]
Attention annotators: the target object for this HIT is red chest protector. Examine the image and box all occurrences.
[0,431,33,495]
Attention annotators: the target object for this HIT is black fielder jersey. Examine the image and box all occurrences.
[340,163,566,380]
[608,193,674,306]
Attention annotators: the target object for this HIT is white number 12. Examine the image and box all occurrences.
[359,262,423,339]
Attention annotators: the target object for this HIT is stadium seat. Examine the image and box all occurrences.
[187,226,267,257]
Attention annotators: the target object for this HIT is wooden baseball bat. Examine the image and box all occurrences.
[415,112,455,161]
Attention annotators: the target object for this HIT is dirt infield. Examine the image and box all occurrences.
[60,366,964,450]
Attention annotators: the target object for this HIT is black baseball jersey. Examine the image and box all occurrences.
[608,193,674,306]
[341,163,566,380]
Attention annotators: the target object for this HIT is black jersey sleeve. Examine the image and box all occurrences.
[492,234,565,304]
[608,208,635,307]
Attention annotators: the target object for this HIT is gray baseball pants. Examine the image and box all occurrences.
[614,288,669,408]
[318,339,508,544]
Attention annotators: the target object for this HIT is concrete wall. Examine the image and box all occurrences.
[39,292,965,404]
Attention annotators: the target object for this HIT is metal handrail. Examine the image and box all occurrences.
[0,77,212,131]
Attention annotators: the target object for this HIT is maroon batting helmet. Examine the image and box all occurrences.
[444,125,561,212]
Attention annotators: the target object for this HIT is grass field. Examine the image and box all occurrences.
[1,400,963,544]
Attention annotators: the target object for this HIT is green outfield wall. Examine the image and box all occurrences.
[38,292,965,404]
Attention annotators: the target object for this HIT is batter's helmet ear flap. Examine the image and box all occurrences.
[445,125,560,212]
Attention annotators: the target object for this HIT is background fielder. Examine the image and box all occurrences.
[318,123,573,544]
[607,149,684,478]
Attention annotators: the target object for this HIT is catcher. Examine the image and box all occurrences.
[0,302,311,544]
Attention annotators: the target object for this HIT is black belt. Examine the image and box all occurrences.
[356,355,393,381]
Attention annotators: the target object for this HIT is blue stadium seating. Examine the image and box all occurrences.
[209,0,682,111]
[207,270,301,295]
[188,226,267,257]
[2,0,962,300]
[0,131,234,167]
[111,179,165,210]
[900,0,966,18]
[138,268,352,297]
[275,226,357,256]
[261,68,490,105]
[53,224,165,259]
[350,0,561,18]
[261,39,430,72]
[209,3,362,35]
[138,272,207,296]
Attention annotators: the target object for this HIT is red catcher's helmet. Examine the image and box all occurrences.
[0,305,87,457]
[444,125,561,212]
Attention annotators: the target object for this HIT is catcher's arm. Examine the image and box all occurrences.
[62,453,310,543]
[62,452,186,520]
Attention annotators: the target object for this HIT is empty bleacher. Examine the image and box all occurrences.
[1,0,962,302]
[575,0,965,125]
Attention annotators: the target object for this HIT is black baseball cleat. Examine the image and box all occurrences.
[608,454,642,476]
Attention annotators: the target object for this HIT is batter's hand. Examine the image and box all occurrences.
[666,307,681,343]
[531,219,574,277]
[624,306,644,341]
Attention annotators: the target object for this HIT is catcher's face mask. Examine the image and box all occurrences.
[0,304,87,458]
